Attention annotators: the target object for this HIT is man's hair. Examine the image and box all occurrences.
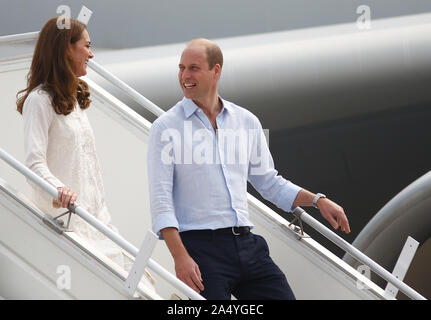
[187,38,223,70]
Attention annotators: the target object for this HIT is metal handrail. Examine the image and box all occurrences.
[293,208,426,300]
[0,31,39,44]
[0,148,204,300]
[88,60,164,117]
[1,31,427,300]
[0,31,164,118]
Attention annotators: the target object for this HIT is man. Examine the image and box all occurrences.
[147,38,350,299]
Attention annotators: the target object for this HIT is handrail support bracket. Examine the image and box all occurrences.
[42,209,74,234]
[289,209,306,238]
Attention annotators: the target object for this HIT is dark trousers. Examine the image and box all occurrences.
[180,229,296,300]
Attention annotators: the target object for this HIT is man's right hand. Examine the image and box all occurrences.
[174,254,204,293]
[161,227,204,293]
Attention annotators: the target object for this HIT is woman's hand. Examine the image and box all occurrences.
[53,186,78,209]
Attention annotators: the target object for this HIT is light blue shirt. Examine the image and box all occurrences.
[147,97,302,238]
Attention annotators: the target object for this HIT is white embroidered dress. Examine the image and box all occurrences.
[22,87,127,269]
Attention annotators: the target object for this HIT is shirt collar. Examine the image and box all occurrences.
[182,96,231,119]
[182,98,199,119]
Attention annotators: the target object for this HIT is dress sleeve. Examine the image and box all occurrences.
[22,91,65,189]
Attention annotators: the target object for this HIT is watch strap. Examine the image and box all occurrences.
[313,193,326,208]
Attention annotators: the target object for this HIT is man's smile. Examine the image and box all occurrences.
[184,83,196,88]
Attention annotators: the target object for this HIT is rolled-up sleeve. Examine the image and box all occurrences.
[247,116,302,212]
[147,120,179,238]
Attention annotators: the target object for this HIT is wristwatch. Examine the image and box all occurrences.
[313,193,326,209]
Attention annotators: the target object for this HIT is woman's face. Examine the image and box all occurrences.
[69,29,94,77]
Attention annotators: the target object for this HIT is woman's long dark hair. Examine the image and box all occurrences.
[17,17,91,115]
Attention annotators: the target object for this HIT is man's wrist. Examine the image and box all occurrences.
[312,193,326,208]
[172,248,190,261]
[161,227,189,260]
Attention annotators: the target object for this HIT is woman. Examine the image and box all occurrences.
[16,17,154,287]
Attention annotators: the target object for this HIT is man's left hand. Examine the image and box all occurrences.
[317,198,351,234]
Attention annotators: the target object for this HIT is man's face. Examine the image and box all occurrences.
[178,45,218,101]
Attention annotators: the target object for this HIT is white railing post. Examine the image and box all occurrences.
[124,230,158,297]
[385,236,419,298]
